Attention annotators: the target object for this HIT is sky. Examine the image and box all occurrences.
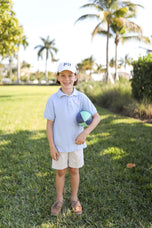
[10,0,152,72]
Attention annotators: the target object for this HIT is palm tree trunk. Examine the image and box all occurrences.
[105,24,110,82]
[45,58,48,82]
[114,35,119,81]
[115,42,119,80]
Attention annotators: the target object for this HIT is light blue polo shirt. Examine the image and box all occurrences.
[44,88,97,153]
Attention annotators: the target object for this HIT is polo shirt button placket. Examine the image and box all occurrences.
[68,97,73,112]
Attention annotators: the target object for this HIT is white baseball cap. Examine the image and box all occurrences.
[57,62,77,73]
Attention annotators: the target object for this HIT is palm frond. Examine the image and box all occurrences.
[75,14,100,24]
[49,51,58,62]
[91,21,105,38]
[122,1,143,9]
[80,3,104,11]
[120,35,150,44]
[109,0,121,10]
[115,17,142,33]
[46,35,50,41]
[98,30,111,37]
[114,6,129,17]
[138,35,151,44]
[34,45,43,49]
[50,52,54,61]
[37,49,43,60]
[48,39,55,45]
[51,47,58,53]
[127,22,142,33]
[92,26,112,38]
[38,46,45,53]
[40,37,46,43]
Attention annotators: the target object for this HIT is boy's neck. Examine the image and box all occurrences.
[61,87,74,96]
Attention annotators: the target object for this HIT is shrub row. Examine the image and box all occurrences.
[77,78,152,120]
[131,54,152,102]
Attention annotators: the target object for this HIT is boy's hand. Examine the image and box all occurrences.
[75,113,101,145]
[75,131,87,145]
[50,147,60,161]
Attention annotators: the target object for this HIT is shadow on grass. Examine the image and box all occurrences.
[0,95,12,98]
[0,130,55,226]
[0,109,152,227]
[80,109,152,227]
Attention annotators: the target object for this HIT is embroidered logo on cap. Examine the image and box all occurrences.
[63,63,71,67]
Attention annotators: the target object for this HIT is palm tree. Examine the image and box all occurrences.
[6,35,28,83]
[77,56,96,81]
[95,63,106,74]
[34,36,58,81]
[111,15,150,80]
[78,56,95,74]
[76,0,143,82]
[17,36,28,83]
[109,57,115,68]
[119,54,133,70]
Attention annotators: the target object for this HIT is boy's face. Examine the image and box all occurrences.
[56,70,78,90]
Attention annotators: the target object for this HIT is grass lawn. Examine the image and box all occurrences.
[0,86,152,228]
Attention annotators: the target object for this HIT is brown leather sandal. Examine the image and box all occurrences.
[51,200,64,216]
[71,200,82,215]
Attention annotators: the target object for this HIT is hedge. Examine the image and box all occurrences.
[131,54,152,102]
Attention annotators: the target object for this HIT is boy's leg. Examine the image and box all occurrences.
[69,167,79,202]
[56,168,67,201]
[69,167,82,215]
[68,149,84,201]
[51,168,67,216]
[52,152,68,201]
[68,150,84,215]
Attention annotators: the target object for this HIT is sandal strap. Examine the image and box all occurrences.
[52,200,63,208]
[71,200,79,207]
[71,200,82,215]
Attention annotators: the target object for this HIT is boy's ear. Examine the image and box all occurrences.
[56,74,59,80]
[75,74,78,81]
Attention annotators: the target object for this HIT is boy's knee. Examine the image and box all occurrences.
[57,168,67,177]
[69,167,79,175]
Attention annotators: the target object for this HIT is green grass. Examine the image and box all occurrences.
[0,86,152,228]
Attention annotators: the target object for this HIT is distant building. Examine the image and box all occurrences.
[91,73,104,81]
[118,71,131,79]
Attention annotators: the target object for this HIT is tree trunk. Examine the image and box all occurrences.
[115,36,119,81]
[45,58,48,82]
[104,24,110,82]
[17,50,20,84]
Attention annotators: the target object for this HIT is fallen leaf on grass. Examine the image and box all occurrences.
[127,163,136,168]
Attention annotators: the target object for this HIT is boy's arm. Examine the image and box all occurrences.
[46,119,60,161]
[75,112,101,145]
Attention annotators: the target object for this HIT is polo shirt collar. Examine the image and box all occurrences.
[57,88,78,97]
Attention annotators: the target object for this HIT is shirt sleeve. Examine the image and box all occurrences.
[44,97,55,121]
[81,93,97,115]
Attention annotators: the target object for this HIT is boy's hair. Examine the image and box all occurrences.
[56,72,78,85]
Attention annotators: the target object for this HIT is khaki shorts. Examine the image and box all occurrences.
[52,149,84,170]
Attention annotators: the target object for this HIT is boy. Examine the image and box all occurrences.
[44,62,100,216]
